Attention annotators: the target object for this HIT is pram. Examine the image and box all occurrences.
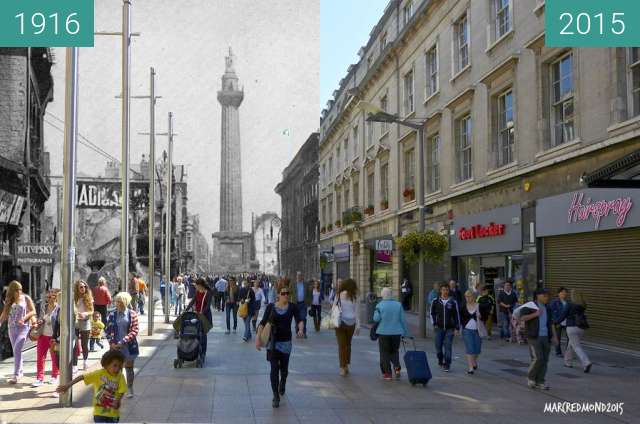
[173,311,205,368]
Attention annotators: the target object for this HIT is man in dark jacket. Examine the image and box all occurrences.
[497,280,518,341]
[550,287,569,357]
[430,282,461,372]
[520,288,557,390]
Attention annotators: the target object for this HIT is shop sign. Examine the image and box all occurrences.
[450,204,522,257]
[16,242,55,266]
[333,243,350,262]
[458,223,506,240]
[76,180,148,210]
[0,240,11,257]
[0,189,25,226]
[537,189,640,237]
[375,239,393,251]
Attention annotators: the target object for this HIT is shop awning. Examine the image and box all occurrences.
[582,148,640,188]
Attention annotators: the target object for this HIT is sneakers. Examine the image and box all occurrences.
[83,360,88,370]
[46,377,57,385]
[8,376,18,384]
[383,373,392,381]
[394,367,401,379]
[32,380,44,387]
[527,379,537,389]
[126,387,135,398]
[339,368,347,377]
[272,396,280,408]
[537,383,551,390]
[443,366,450,372]
[584,363,593,373]
[467,370,474,375]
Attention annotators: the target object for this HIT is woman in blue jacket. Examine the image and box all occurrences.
[373,287,409,380]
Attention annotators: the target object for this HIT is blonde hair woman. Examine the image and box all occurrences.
[564,289,593,373]
[460,290,482,374]
[0,281,36,383]
[106,292,139,398]
[73,280,94,372]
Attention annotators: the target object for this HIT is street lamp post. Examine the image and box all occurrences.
[120,0,132,293]
[365,108,427,338]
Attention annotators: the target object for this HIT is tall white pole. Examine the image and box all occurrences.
[120,0,132,291]
[59,47,79,407]
[148,67,156,335]
[164,112,173,323]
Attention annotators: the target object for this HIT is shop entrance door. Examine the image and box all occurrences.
[481,266,505,292]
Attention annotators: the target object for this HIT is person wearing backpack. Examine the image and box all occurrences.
[564,289,592,373]
[519,288,556,390]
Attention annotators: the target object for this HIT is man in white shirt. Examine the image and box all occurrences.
[215,277,228,311]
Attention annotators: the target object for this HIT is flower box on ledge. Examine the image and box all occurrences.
[403,187,415,201]
[327,224,333,231]
[380,200,389,210]
[335,220,342,228]
[364,205,375,216]
[320,227,326,234]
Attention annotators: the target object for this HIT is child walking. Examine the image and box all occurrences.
[57,350,128,423]
[90,311,106,352]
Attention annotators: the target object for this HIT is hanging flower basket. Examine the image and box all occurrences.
[396,230,448,266]
[403,187,415,201]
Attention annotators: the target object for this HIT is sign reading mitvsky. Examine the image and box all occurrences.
[16,243,55,266]
[76,180,148,210]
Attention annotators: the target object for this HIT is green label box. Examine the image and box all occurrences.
[0,0,94,47]
[546,0,640,47]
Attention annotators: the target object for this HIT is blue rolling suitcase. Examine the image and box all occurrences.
[402,337,431,386]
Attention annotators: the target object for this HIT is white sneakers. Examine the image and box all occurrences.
[83,360,88,370]
[32,380,44,387]
[126,387,135,398]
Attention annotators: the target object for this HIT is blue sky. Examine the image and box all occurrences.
[321,0,389,112]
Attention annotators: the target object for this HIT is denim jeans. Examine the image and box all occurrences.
[499,310,512,339]
[296,302,307,335]
[434,328,455,367]
[226,303,238,330]
[243,316,252,340]
[527,336,550,384]
[174,294,184,316]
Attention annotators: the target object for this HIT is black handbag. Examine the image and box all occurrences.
[575,312,590,329]
[370,307,381,341]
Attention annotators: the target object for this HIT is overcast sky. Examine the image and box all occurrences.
[45,0,320,243]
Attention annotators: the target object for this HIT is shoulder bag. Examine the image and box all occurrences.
[369,306,380,341]
[330,297,342,329]
[238,291,250,319]
[258,305,275,347]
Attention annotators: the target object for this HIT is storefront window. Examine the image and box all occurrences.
[457,256,481,292]
[370,249,392,296]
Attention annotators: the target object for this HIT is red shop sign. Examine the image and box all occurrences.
[458,222,506,240]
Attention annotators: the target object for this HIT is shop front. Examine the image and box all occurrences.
[365,237,393,297]
[333,243,351,281]
[450,204,534,300]
[319,246,333,297]
[537,188,640,350]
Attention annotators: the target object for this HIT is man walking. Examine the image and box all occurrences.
[550,287,570,357]
[448,279,463,305]
[289,271,312,338]
[215,276,228,311]
[497,280,518,341]
[400,278,413,311]
[128,275,140,313]
[521,288,556,390]
[430,282,461,372]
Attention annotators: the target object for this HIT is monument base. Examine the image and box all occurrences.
[212,231,257,274]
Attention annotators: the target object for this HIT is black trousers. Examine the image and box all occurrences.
[310,305,322,331]
[268,349,290,397]
[378,335,401,374]
[73,329,90,365]
[554,324,566,354]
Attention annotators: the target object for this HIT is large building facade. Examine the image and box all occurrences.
[276,133,320,282]
[319,0,640,349]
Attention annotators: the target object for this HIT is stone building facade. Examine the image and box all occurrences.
[276,133,320,282]
[253,212,280,276]
[0,48,54,305]
[318,0,640,333]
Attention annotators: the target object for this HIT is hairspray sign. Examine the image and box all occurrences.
[537,189,640,237]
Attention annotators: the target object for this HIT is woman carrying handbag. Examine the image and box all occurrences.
[106,292,140,398]
[32,289,61,387]
[0,281,36,384]
[333,278,360,377]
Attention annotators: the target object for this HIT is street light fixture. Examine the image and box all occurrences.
[362,101,428,338]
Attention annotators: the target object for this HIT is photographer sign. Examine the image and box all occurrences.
[16,243,55,266]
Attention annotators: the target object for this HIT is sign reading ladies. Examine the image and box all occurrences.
[537,189,639,237]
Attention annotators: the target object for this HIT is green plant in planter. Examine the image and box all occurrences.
[335,219,342,227]
[351,210,363,222]
[396,230,448,266]
[381,199,389,210]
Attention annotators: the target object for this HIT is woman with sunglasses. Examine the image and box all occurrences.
[32,289,61,387]
[73,280,94,373]
[256,278,304,408]
[0,281,36,384]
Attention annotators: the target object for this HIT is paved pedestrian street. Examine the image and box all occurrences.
[1,303,638,424]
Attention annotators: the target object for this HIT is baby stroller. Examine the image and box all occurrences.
[174,311,205,368]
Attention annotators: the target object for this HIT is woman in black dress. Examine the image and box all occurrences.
[256,278,304,408]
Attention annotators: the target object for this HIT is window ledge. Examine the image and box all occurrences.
[533,1,545,16]
[535,138,582,160]
[486,161,519,178]
[402,110,416,120]
[450,64,471,84]
[607,115,640,133]
[424,90,440,105]
[379,130,390,140]
[450,178,475,190]
[426,189,442,199]
[486,29,514,54]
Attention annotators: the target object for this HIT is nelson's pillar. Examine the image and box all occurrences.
[212,48,257,273]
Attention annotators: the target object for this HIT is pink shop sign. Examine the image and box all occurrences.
[567,192,633,230]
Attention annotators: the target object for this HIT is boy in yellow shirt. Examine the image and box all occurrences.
[57,350,127,423]
[90,311,106,352]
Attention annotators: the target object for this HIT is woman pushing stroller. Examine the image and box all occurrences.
[185,277,213,357]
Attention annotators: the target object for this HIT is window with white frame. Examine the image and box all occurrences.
[427,134,440,193]
[322,163,326,186]
[328,156,333,178]
[344,138,349,163]
[336,189,342,222]
[426,44,439,97]
[497,89,515,167]
[336,146,341,171]
[551,53,575,147]
[454,12,470,74]
[494,0,511,39]
[380,94,389,134]
[403,1,414,26]
[455,115,473,182]
[380,162,389,205]
[630,48,640,118]
[186,231,193,252]
[403,67,415,115]
[352,125,359,157]
[353,180,359,206]
[404,148,415,191]
[328,194,333,224]
[367,120,375,146]
[367,171,375,209]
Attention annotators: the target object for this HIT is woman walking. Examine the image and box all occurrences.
[106,292,140,398]
[239,280,256,342]
[74,280,94,372]
[252,280,265,331]
[225,278,240,334]
[310,280,323,332]
[334,278,360,376]
[0,281,36,384]
[255,279,304,408]
[460,290,482,374]
[92,277,112,325]
[373,287,409,380]
[33,289,61,387]
[186,277,213,357]
[564,289,592,373]
[174,276,185,316]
